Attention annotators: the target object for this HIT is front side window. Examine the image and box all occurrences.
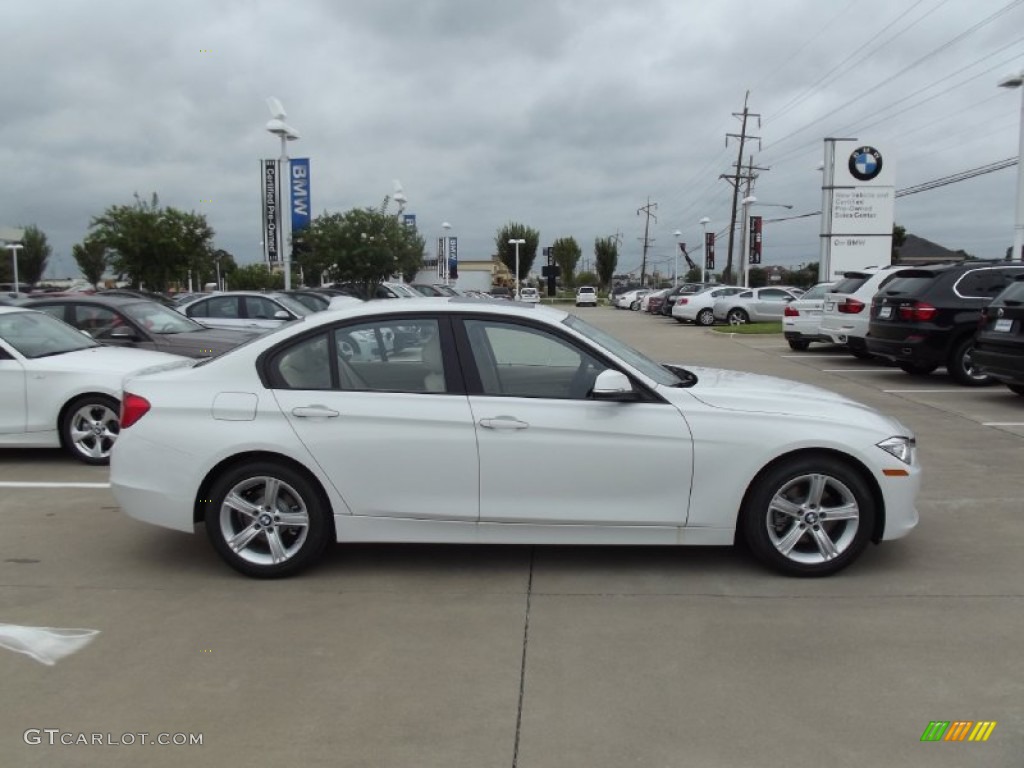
[465,319,608,399]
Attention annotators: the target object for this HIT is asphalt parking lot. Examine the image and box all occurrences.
[2,306,1022,767]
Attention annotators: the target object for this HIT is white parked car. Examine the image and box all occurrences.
[110,298,919,579]
[782,282,836,351]
[575,286,598,307]
[177,291,313,331]
[712,287,802,325]
[614,289,651,310]
[0,307,187,464]
[518,287,541,304]
[819,266,904,359]
[640,288,670,312]
[672,286,745,325]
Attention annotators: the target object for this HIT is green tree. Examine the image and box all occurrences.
[18,225,51,285]
[685,265,703,283]
[88,193,215,292]
[299,199,424,295]
[72,237,108,287]
[748,266,767,287]
[892,224,907,262]
[495,222,540,285]
[575,270,598,287]
[551,236,582,287]
[594,236,618,289]
[228,264,284,291]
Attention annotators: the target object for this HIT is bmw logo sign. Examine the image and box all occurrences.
[849,146,883,181]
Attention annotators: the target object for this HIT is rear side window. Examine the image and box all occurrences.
[955,269,1017,299]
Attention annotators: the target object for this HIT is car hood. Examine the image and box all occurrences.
[156,327,261,357]
[33,346,187,375]
[663,366,908,431]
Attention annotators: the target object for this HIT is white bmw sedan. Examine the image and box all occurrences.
[0,307,187,464]
[111,298,920,578]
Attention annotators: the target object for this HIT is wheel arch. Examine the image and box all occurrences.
[735,447,886,545]
[193,450,337,536]
[56,391,120,449]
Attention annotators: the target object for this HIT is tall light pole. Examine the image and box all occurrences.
[509,238,525,300]
[442,222,452,285]
[999,71,1024,260]
[672,230,682,286]
[265,97,300,290]
[699,217,710,284]
[5,244,23,295]
[740,198,792,287]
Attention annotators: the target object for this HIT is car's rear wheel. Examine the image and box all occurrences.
[206,461,332,578]
[727,308,748,326]
[61,395,120,465]
[741,456,875,577]
[630,301,641,311]
[788,339,810,351]
[697,309,715,326]
[898,361,938,376]
[947,337,993,386]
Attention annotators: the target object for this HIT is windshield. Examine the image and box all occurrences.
[563,314,679,386]
[122,301,205,334]
[0,309,100,358]
[800,283,832,301]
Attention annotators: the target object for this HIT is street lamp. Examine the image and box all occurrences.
[393,179,408,218]
[672,230,682,286]
[740,198,792,287]
[699,217,710,284]
[999,71,1024,260]
[5,244,23,295]
[442,222,452,285]
[265,97,300,290]
[508,238,526,300]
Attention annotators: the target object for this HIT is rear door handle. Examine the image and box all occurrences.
[479,417,529,430]
[292,405,340,419]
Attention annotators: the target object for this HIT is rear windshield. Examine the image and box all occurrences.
[879,274,936,297]
[830,276,869,294]
[994,279,1024,304]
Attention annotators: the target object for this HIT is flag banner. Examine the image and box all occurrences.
[402,214,417,229]
[448,237,458,279]
[749,216,763,265]
[705,232,716,270]
[262,160,280,263]
[289,158,310,233]
[437,237,446,278]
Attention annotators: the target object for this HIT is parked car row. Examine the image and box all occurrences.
[621,284,804,326]
[788,261,1024,393]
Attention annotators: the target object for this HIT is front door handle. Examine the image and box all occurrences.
[292,405,340,419]
[479,417,529,430]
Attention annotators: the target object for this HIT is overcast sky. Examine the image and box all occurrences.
[2,0,1023,281]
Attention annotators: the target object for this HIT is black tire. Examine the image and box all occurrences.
[726,308,748,326]
[630,301,641,311]
[741,455,875,577]
[788,339,810,351]
[947,337,994,386]
[61,394,120,466]
[849,347,875,361]
[1009,384,1024,396]
[205,461,332,578]
[898,361,938,376]
[697,308,715,326]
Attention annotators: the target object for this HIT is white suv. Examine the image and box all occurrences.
[818,266,904,358]
[518,287,540,304]
[575,286,598,307]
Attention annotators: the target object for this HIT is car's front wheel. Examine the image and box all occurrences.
[696,309,715,326]
[205,461,332,578]
[788,339,810,351]
[741,456,875,577]
[61,395,120,465]
[948,337,993,386]
[630,301,641,311]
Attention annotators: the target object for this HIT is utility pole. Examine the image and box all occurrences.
[720,92,761,283]
[637,198,657,287]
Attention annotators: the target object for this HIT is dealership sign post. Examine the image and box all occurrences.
[819,139,894,281]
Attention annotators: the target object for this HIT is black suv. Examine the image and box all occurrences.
[865,262,1024,385]
[972,275,1024,396]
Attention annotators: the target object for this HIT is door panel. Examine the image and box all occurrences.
[0,357,27,434]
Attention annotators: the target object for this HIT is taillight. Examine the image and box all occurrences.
[838,298,865,314]
[120,393,151,428]
[678,298,688,305]
[784,305,799,317]
[897,302,937,322]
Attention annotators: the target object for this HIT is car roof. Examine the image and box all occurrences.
[25,295,147,308]
[317,296,563,323]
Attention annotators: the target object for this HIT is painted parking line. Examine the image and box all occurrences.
[821,369,904,373]
[782,355,852,359]
[982,422,1024,427]
[0,481,110,489]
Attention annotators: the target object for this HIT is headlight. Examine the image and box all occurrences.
[877,436,915,465]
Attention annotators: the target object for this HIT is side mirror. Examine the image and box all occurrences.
[108,325,136,339]
[591,370,639,401]
[273,310,292,320]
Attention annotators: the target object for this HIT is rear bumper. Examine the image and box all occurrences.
[972,347,1024,385]
[865,333,946,366]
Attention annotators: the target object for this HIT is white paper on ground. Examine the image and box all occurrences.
[0,623,100,665]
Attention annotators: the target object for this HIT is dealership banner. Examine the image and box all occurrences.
[748,215,762,265]
[261,160,280,263]
[402,214,417,229]
[447,237,458,279]
[705,232,715,271]
[289,158,310,234]
[437,237,445,278]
